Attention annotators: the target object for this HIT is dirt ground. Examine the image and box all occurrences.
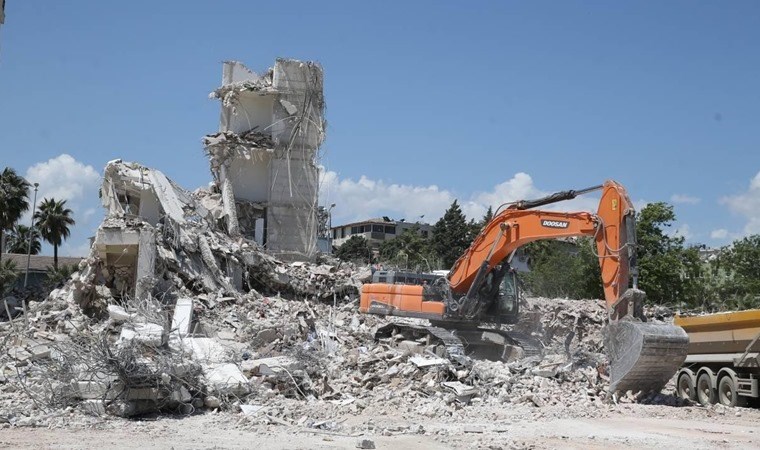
[2,402,758,450]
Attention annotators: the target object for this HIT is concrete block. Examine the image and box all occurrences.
[409,355,448,368]
[397,340,424,355]
[240,404,264,417]
[252,328,278,347]
[81,400,106,416]
[120,323,164,346]
[181,337,227,363]
[171,298,193,337]
[28,345,51,361]
[217,330,236,341]
[9,347,31,366]
[125,387,160,401]
[72,381,108,399]
[242,356,302,377]
[171,386,192,403]
[203,363,249,395]
[107,305,132,323]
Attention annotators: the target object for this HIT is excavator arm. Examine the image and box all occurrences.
[446,180,641,321]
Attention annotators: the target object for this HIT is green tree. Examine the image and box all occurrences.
[432,200,473,268]
[5,224,41,255]
[46,264,78,289]
[378,226,437,270]
[635,202,703,306]
[335,235,372,264]
[0,168,31,263]
[715,235,760,309]
[34,198,76,270]
[0,259,19,295]
[522,238,603,299]
[480,206,494,228]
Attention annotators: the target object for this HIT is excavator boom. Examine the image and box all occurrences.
[360,180,688,393]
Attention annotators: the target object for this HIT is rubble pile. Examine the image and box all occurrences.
[2,288,684,430]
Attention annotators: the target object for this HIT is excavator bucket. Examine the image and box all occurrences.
[604,320,689,393]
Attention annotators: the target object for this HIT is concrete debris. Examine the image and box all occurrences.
[410,355,449,368]
[203,363,250,396]
[119,323,164,346]
[1,291,689,427]
[107,305,133,323]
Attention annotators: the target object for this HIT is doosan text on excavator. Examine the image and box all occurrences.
[359,180,689,393]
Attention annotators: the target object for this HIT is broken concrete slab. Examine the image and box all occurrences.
[171,298,193,337]
[240,404,265,417]
[242,356,302,377]
[441,381,479,397]
[203,363,250,396]
[119,323,164,347]
[71,381,109,400]
[397,340,424,355]
[107,305,132,323]
[409,355,448,368]
[81,400,106,416]
[179,337,227,363]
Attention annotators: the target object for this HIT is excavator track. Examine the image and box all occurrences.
[375,323,542,365]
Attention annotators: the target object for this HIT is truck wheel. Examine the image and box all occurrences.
[677,372,696,401]
[718,376,744,407]
[697,372,716,406]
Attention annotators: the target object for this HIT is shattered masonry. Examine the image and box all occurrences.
[95,158,363,304]
[204,59,326,261]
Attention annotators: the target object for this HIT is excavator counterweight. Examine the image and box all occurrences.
[360,180,689,394]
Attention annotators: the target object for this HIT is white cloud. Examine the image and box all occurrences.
[319,169,454,224]
[320,169,612,226]
[24,154,100,210]
[670,193,701,205]
[22,154,101,256]
[720,170,760,235]
[672,223,694,241]
[710,228,729,239]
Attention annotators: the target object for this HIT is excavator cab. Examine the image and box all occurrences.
[490,269,520,324]
[449,263,521,325]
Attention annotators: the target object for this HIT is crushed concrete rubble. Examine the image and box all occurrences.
[1,285,689,429]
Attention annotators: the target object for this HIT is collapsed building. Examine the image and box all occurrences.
[204,60,325,261]
[89,57,327,305]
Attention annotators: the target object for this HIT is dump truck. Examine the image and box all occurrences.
[674,310,760,406]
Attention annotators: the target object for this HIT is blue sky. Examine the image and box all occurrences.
[1,1,760,256]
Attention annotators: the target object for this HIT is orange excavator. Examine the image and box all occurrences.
[360,180,689,393]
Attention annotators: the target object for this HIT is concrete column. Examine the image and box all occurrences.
[220,164,241,237]
[135,228,156,300]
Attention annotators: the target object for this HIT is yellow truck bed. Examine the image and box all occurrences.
[675,310,760,355]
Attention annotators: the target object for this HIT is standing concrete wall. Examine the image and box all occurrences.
[205,58,325,261]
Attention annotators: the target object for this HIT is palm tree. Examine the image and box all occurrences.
[34,198,76,270]
[6,224,42,255]
[0,168,31,263]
